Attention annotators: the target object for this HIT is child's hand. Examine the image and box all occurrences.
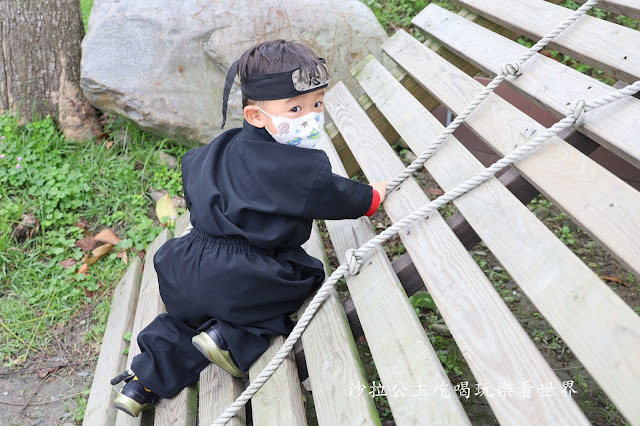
[370,182,387,203]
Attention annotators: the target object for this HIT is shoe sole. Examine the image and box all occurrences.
[113,392,154,417]
[192,332,245,378]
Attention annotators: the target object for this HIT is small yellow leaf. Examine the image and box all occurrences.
[156,193,177,227]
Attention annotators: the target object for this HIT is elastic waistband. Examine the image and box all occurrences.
[185,227,274,256]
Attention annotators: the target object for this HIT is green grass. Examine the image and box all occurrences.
[0,112,188,363]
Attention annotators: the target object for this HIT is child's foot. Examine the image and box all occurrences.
[113,376,158,417]
[192,323,244,377]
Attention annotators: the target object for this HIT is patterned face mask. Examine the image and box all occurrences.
[256,107,325,149]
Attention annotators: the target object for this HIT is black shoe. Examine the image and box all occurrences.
[192,323,244,377]
[113,376,158,417]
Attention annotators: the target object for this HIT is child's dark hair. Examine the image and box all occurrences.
[237,40,329,108]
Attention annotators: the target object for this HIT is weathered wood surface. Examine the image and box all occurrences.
[322,132,465,424]
[351,56,594,423]
[83,257,143,426]
[199,364,247,426]
[298,220,379,425]
[382,30,640,277]
[328,80,586,424]
[115,229,172,426]
[153,215,199,426]
[248,334,306,426]
[574,0,640,19]
[454,0,640,83]
[412,4,640,169]
[328,7,524,178]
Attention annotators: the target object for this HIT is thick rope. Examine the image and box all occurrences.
[208,80,639,425]
[175,1,640,423]
[385,0,600,193]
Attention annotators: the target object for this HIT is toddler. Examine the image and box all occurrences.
[112,39,386,417]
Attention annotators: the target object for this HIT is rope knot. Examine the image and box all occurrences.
[499,62,523,76]
[345,249,363,275]
[571,99,586,126]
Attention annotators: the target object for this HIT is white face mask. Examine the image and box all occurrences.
[256,106,325,149]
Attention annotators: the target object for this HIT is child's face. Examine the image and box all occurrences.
[245,90,324,135]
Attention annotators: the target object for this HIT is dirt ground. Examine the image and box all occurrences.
[0,308,98,425]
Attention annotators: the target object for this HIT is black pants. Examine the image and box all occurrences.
[130,228,324,398]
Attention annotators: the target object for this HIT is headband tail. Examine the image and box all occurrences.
[221,60,239,129]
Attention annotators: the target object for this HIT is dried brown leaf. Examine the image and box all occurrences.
[77,263,89,275]
[75,237,100,252]
[94,229,121,245]
[425,187,444,196]
[87,244,114,265]
[59,258,77,269]
[601,275,629,287]
[37,366,59,378]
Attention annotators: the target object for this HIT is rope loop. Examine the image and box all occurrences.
[345,249,363,275]
[499,62,523,76]
[571,99,586,126]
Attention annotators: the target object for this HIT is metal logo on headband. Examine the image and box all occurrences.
[221,58,330,129]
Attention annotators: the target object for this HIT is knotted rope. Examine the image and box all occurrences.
[172,1,640,424]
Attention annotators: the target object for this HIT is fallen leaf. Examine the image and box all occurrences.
[87,244,114,265]
[116,249,129,265]
[600,275,629,287]
[94,229,121,245]
[77,263,89,275]
[425,187,444,196]
[75,237,100,252]
[74,218,90,230]
[59,258,77,269]
[156,194,177,227]
[106,141,114,149]
[37,366,59,378]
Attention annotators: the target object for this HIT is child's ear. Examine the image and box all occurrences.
[244,105,266,128]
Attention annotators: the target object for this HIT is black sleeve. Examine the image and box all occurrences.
[301,157,374,220]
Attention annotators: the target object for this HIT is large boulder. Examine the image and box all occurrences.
[80,0,388,145]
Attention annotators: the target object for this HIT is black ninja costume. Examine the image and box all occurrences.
[126,56,380,399]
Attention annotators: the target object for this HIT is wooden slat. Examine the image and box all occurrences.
[317,133,469,425]
[454,0,640,83]
[350,57,598,423]
[249,335,306,425]
[83,257,143,426]
[411,4,640,169]
[572,0,640,20]
[328,8,524,178]
[153,214,199,426]
[115,229,172,426]
[383,30,640,277]
[354,50,640,424]
[199,365,247,426]
[325,81,589,425]
[297,219,380,425]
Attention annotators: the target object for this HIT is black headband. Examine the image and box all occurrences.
[221,58,330,129]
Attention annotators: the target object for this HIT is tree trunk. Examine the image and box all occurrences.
[0,0,101,141]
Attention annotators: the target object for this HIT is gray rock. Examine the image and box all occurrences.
[148,188,169,203]
[80,0,388,145]
[473,250,487,257]
[533,206,550,220]
[157,151,178,169]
